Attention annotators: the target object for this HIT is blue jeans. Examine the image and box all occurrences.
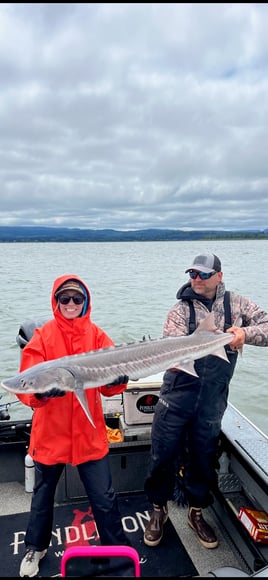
[25,455,129,550]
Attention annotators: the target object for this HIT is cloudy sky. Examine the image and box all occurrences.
[1,3,268,231]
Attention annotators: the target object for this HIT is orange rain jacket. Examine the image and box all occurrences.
[17,274,128,466]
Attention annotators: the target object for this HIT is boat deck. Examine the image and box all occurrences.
[0,479,248,577]
[0,394,267,577]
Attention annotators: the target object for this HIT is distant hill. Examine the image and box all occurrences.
[0,226,267,242]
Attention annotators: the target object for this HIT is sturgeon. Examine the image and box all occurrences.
[1,312,234,427]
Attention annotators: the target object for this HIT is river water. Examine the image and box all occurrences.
[0,239,267,435]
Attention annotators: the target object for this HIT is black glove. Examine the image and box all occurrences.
[106,375,129,388]
[35,388,66,400]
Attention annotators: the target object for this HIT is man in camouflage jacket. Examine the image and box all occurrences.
[144,253,268,550]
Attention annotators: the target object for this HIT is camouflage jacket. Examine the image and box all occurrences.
[163,281,268,347]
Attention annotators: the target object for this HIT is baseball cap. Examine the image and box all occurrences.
[185,253,221,274]
[55,280,85,297]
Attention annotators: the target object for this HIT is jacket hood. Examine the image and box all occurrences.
[52,274,91,318]
[176,281,193,301]
[176,280,225,308]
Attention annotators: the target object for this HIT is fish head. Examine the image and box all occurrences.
[0,366,74,395]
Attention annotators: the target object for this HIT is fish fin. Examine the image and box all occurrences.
[229,315,243,356]
[233,315,243,327]
[211,347,230,362]
[195,311,217,332]
[229,343,243,357]
[222,314,243,357]
[196,312,240,359]
[171,362,199,377]
[75,382,96,428]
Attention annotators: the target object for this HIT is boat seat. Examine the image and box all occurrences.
[207,564,268,577]
[16,318,48,349]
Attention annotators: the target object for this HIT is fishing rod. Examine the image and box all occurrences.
[0,395,20,420]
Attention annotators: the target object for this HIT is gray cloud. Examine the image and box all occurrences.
[1,3,268,231]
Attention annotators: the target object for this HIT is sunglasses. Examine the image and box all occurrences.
[58,294,85,305]
[189,270,217,280]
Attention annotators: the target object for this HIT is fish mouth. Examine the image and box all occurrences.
[1,366,74,394]
[0,377,23,393]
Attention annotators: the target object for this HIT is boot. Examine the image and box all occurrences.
[144,504,168,547]
[188,507,218,549]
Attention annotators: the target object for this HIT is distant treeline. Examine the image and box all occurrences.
[0,226,267,242]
